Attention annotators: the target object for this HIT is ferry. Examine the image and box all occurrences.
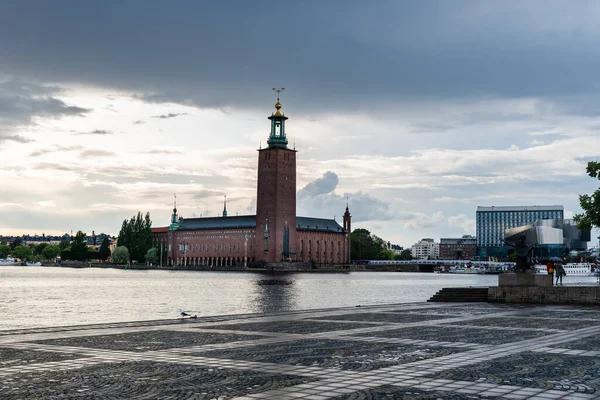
[535,263,597,277]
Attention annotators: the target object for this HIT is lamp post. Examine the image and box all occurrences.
[159,242,163,267]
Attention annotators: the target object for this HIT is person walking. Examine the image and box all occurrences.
[555,262,565,286]
[546,260,554,285]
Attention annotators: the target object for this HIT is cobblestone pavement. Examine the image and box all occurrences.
[1,302,600,399]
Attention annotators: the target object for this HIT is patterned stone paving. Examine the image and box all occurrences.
[451,316,600,330]
[0,347,85,367]
[350,325,549,345]
[311,312,445,324]
[201,320,376,334]
[436,352,600,394]
[2,302,600,399]
[197,338,465,371]
[548,335,600,351]
[0,361,316,399]
[330,385,503,400]
[33,330,265,352]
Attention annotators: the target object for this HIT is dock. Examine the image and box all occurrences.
[1,302,600,399]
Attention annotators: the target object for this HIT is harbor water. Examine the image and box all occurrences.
[0,266,597,331]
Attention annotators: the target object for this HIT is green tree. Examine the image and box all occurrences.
[575,161,600,239]
[395,249,413,261]
[0,244,10,259]
[112,246,130,264]
[10,237,23,249]
[117,212,152,262]
[98,237,111,261]
[42,245,61,261]
[145,247,158,265]
[87,248,100,260]
[71,231,89,261]
[376,249,395,260]
[35,243,48,255]
[59,240,70,250]
[350,228,387,260]
[12,245,32,261]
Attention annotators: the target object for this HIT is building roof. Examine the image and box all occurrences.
[160,215,345,233]
[151,227,168,233]
[477,205,564,212]
[178,215,256,230]
[296,217,344,233]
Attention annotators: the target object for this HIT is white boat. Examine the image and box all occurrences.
[449,265,486,274]
[0,257,17,266]
[535,263,596,277]
[25,261,42,266]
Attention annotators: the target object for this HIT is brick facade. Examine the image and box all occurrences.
[256,147,297,262]
[151,100,350,267]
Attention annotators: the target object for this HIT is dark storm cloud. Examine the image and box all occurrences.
[1,1,599,113]
[0,79,91,138]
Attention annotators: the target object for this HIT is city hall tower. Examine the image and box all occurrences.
[256,91,297,262]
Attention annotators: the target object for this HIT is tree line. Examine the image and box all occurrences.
[350,228,412,261]
[0,231,111,262]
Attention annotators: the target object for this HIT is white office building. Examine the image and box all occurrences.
[411,238,439,260]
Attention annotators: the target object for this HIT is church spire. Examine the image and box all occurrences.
[222,195,228,217]
[171,194,178,224]
[267,87,289,148]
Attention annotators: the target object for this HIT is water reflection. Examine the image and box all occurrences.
[251,273,298,314]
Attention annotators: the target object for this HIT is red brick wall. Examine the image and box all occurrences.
[438,244,477,260]
[296,231,348,264]
[256,147,297,262]
[162,229,257,266]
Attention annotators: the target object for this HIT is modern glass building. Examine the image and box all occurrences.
[476,205,564,259]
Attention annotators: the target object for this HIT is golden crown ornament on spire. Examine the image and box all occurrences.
[272,87,285,116]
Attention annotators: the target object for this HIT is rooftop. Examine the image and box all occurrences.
[169,215,344,233]
[477,205,564,212]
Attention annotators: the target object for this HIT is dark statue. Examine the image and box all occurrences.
[504,235,535,273]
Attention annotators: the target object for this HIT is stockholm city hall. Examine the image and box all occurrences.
[152,94,351,267]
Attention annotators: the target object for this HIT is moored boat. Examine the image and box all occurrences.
[535,263,596,277]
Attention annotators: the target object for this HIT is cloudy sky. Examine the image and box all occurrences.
[1,0,599,247]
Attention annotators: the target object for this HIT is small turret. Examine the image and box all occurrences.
[222,195,228,217]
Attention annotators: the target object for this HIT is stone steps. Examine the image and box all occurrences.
[428,287,489,302]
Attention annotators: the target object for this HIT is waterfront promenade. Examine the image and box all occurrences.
[1,302,600,399]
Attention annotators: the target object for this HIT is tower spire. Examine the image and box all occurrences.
[267,88,289,148]
[222,195,227,217]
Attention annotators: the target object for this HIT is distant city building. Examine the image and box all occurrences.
[411,238,439,260]
[476,205,564,259]
[388,243,403,255]
[504,218,591,259]
[439,235,477,260]
[563,219,591,252]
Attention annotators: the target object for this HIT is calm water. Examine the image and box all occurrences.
[0,266,597,331]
